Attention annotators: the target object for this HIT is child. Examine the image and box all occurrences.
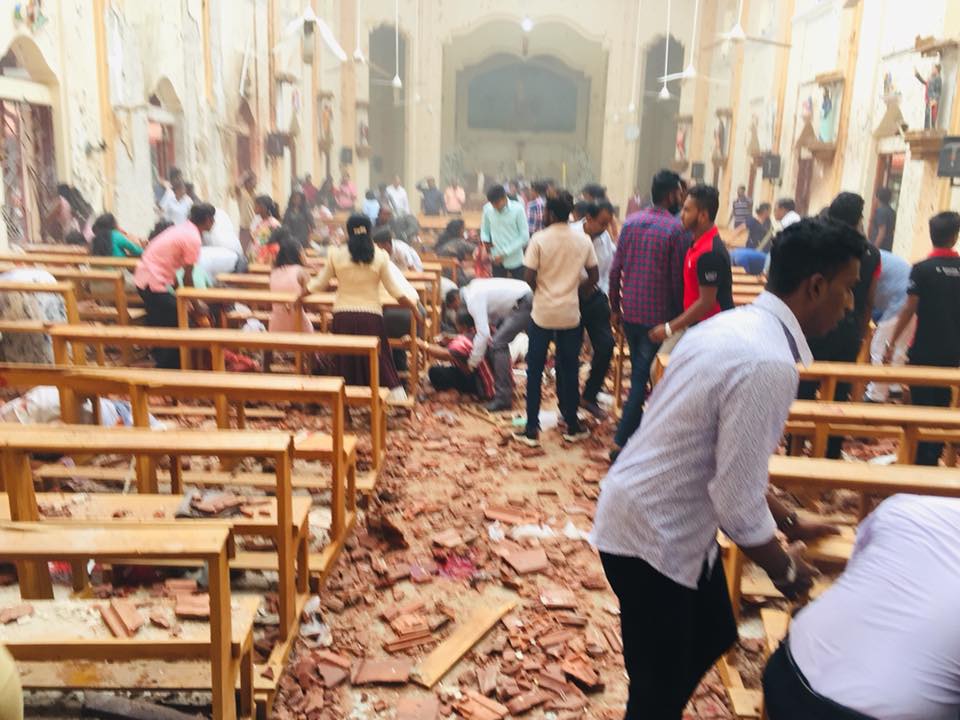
[250,195,281,263]
[419,309,495,400]
[885,211,960,465]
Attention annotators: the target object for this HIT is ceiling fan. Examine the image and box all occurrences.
[705,0,791,49]
[278,6,347,62]
[657,0,728,85]
[654,0,675,101]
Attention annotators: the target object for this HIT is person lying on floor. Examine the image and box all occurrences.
[419,309,495,401]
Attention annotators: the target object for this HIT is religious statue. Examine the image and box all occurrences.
[675,125,687,161]
[319,101,333,148]
[713,118,727,160]
[819,87,835,143]
[914,63,942,130]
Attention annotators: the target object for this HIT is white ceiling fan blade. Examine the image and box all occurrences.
[282,15,305,37]
[316,17,347,62]
[743,35,791,48]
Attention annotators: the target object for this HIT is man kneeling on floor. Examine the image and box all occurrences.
[420,309,495,401]
[591,218,865,719]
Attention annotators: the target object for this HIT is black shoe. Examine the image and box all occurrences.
[486,400,512,413]
[580,398,608,421]
[512,429,541,448]
[562,427,590,444]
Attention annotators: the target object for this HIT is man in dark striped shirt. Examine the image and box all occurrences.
[608,170,689,457]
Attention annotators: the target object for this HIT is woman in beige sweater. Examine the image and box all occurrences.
[308,214,419,400]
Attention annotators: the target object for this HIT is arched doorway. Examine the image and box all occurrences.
[147,77,184,202]
[0,39,59,246]
[368,25,406,189]
[635,35,684,192]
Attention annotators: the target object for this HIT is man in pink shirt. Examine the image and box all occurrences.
[135,203,216,368]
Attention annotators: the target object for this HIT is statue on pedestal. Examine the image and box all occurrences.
[914,63,942,130]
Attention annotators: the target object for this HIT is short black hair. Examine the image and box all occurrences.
[486,184,507,203]
[651,170,681,205]
[572,200,591,219]
[365,189,376,199]
[444,288,460,308]
[757,202,772,214]
[876,187,892,204]
[767,218,866,295]
[273,233,304,268]
[149,220,174,239]
[581,183,607,200]
[546,195,573,225]
[828,192,865,229]
[456,308,475,329]
[592,200,615,217]
[531,180,549,195]
[687,185,720,222]
[372,225,393,246]
[776,198,796,212]
[929,211,960,248]
[189,203,216,226]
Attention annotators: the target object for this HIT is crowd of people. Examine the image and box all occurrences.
[5,162,960,719]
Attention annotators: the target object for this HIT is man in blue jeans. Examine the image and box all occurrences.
[514,194,599,448]
[608,170,690,459]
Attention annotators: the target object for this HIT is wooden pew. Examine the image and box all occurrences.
[0,362,353,519]
[0,251,139,270]
[46,325,387,487]
[0,280,80,335]
[175,285,422,399]
[0,522,250,720]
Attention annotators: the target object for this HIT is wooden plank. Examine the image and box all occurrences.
[760,609,790,655]
[0,423,292,457]
[768,456,960,497]
[0,522,230,561]
[413,600,517,688]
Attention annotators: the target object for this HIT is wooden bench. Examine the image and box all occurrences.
[176,285,422,399]
[0,362,354,514]
[0,251,139,270]
[0,522,251,720]
[46,325,388,486]
[0,280,80,336]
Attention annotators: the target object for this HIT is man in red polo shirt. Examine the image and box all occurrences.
[650,184,733,344]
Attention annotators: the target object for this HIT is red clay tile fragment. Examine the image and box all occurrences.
[174,593,210,620]
[351,658,412,685]
[506,690,551,715]
[540,588,577,610]
[396,695,440,720]
[504,548,549,575]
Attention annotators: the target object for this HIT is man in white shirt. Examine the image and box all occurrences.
[372,226,425,373]
[774,197,801,229]
[159,178,194,225]
[385,175,411,217]
[765,494,960,720]
[516,194,599,446]
[590,218,865,719]
[373,226,422,271]
[571,201,616,419]
[445,278,533,412]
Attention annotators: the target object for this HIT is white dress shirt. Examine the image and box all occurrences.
[204,208,243,256]
[389,239,423,271]
[571,219,615,296]
[591,292,813,588]
[461,278,532,370]
[779,210,801,229]
[790,494,960,719]
[385,185,411,216]
[160,189,193,226]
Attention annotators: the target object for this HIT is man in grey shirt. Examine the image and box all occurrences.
[591,219,865,718]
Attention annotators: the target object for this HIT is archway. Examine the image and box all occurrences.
[368,25,406,189]
[635,35,685,193]
[441,19,606,194]
[0,36,60,246]
[147,77,185,199]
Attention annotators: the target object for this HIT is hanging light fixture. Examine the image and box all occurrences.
[521,15,534,33]
[353,0,365,63]
[657,0,672,101]
[392,0,402,89]
[721,0,748,43]
[678,0,700,80]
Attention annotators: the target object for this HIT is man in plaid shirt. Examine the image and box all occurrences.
[609,170,690,459]
[527,180,547,235]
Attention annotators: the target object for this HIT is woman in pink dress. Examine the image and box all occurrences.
[266,231,312,371]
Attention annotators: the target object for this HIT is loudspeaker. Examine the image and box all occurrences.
[691,162,705,181]
[340,147,353,165]
[762,154,781,180]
